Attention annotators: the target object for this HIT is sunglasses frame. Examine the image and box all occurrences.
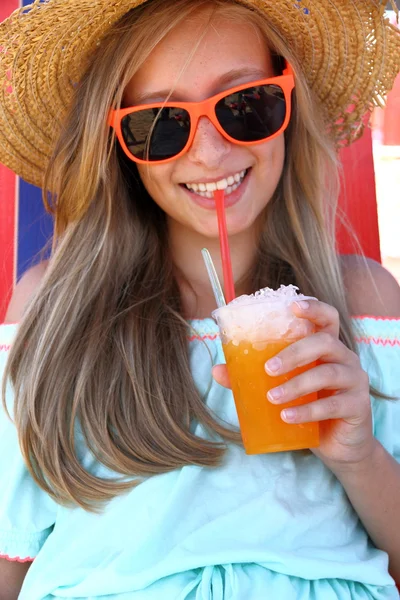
[108,63,295,165]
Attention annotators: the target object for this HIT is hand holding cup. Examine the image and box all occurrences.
[213,291,375,471]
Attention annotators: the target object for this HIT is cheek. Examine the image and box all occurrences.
[137,163,189,224]
[253,137,286,207]
[257,136,285,175]
[249,137,285,219]
[137,164,173,206]
[137,164,157,194]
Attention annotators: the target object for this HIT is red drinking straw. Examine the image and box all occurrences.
[214,190,236,303]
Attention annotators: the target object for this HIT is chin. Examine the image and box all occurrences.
[196,212,259,239]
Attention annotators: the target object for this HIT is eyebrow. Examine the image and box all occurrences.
[132,67,270,105]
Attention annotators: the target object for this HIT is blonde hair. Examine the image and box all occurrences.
[4,0,359,510]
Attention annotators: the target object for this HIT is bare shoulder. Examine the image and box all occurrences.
[340,254,400,318]
[4,261,49,324]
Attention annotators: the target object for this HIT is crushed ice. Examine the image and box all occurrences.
[229,284,301,307]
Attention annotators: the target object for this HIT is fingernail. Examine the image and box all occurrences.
[265,357,282,374]
[295,301,310,311]
[282,408,296,422]
[268,387,284,402]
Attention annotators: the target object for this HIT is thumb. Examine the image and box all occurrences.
[212,364,232,389]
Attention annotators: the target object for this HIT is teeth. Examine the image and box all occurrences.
[185,169,248,196]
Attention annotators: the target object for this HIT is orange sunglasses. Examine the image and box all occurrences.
[108,63,295,165]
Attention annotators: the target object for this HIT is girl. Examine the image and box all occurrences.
[0,0,400,598]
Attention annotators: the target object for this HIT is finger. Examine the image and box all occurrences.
[212,364,231,389]
[279,391,367,424]
[267,362,367,404]
[291,299,340,337]
[265,331,359,376]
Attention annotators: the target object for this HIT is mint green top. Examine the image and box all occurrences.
[0,318,399,599]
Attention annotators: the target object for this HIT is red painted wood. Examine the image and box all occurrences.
[337,127,381,262]
[383,72,400,146]
[0,0,19,322]
[384,10,400,145]
[0,0,18,18]
[0,166,16,321]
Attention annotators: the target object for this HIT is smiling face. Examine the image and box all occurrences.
[123,8,286,239]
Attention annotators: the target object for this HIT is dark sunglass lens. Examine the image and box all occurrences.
[216,84,286,142]
[121,107,191,161]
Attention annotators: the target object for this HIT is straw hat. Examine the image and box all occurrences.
[0,0,399,189]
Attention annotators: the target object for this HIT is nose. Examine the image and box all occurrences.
[187,116,231,168]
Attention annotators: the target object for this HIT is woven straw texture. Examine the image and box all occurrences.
[0,0,399,188]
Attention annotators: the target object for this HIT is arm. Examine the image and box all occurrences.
[4,261,48,324]
[0,558,31,600]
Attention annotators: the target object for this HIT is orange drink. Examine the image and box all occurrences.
[213,285,320,454]
[223,339,319,454]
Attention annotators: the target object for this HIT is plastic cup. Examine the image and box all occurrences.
[212,285,320,454]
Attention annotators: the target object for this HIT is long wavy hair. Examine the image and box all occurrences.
[3,0,363,510]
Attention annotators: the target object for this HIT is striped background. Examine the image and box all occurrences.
[0,0,383,322]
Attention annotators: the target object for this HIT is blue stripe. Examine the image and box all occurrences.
[17,0,54,279]
[17,182,53,280]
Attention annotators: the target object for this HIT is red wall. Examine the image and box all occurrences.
[337,128,381,262]
[0,0,19,321]
[383,72,400,146]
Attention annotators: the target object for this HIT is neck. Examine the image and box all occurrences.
[168,219,260,319]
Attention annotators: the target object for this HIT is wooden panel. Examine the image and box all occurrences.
[0,0,19,322]
[337,128,381,262]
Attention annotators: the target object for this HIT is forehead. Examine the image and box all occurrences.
[125,12,274,104]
